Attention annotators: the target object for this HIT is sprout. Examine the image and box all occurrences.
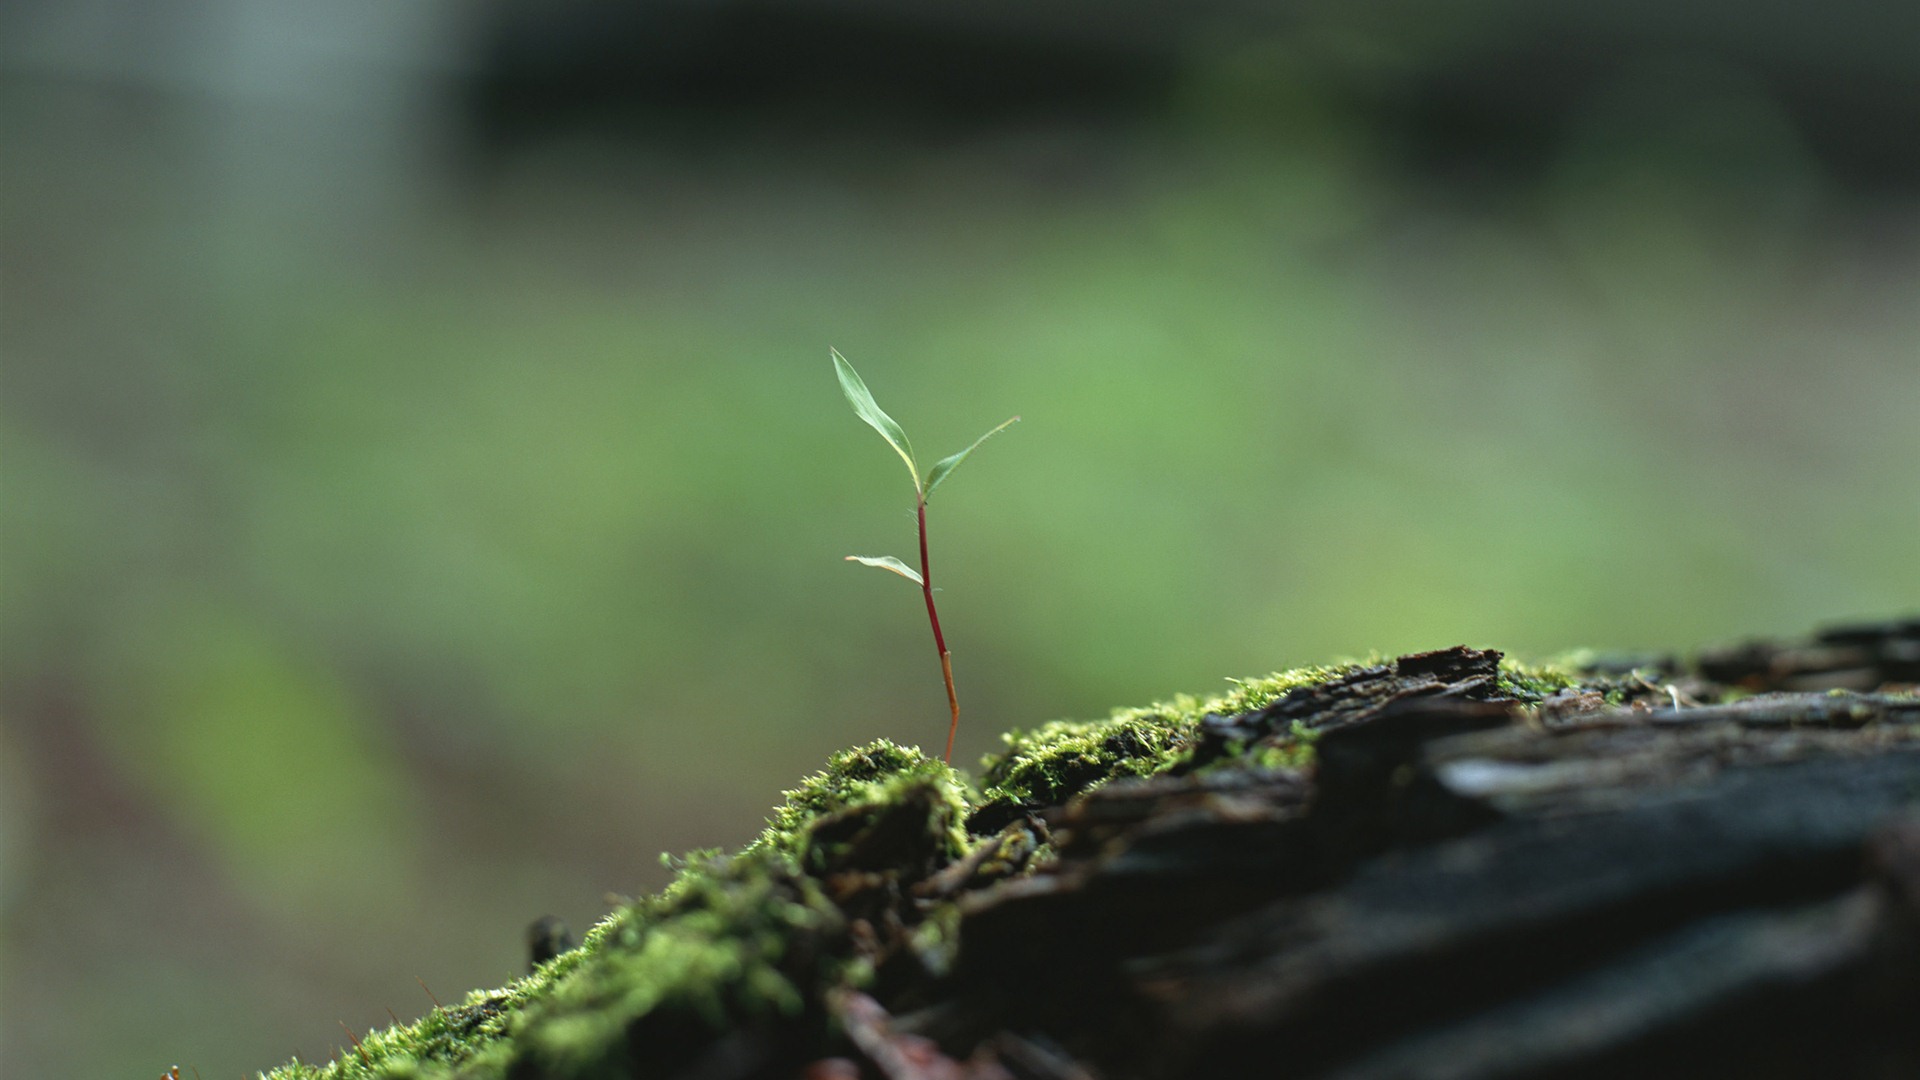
[834,348,1018,764]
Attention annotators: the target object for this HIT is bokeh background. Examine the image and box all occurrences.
[3,1,1918,1075]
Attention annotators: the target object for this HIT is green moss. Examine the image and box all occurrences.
[502,851,845,1078]
[266,655,1702,1079]
[979,663,1354,807]
[257,644,1904,1078]
[1213,663,1368,715]
[257,670,1363,1080]
[978,713,1189,809]
[258,742,964,1080]
[1495,652,1759,709]
[750,739,969,862]
[262,849,849,1080]
[1495,655,1592,701]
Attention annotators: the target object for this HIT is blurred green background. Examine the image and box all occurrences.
[3,1,1918,1076]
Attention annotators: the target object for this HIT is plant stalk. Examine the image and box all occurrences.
[916,498,960,763]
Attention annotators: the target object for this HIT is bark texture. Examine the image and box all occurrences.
[822,621,1920,1080]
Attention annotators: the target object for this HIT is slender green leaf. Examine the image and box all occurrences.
[844,554,924,586]
[832,349,919,493]
[923,415,1020,501]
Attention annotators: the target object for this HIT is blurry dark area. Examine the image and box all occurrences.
[456,0,1920,188]
[462,2,1179,154]
[2,0,1917,1078]
[1379,7,1920,191]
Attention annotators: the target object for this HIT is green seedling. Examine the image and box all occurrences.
[834,348,1018,764]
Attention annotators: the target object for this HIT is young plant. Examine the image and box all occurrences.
[834,348,1018,764]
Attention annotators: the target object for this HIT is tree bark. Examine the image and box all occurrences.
[862,621,1920,1079]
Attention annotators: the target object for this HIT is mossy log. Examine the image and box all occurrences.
[263,620,1920,1080]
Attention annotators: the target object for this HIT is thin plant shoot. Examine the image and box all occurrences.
[834,348,1018,764]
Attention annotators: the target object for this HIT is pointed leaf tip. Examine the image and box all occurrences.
[923,415,1020,500]
[845,554,924,586]
[832,349,920,493]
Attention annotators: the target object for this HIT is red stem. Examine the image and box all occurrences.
[917,497,960,763]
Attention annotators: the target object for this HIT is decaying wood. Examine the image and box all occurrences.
[637,620,1920,1080]
[861,622,1920,1080]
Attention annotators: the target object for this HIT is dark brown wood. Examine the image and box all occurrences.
[594,624,1920,1080]
[908,633,1920,1080]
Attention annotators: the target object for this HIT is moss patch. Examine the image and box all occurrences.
[752,739,969,864]
[1496,655,1593,701]
[258,657,1571,1080]
[977,662,1358,812]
